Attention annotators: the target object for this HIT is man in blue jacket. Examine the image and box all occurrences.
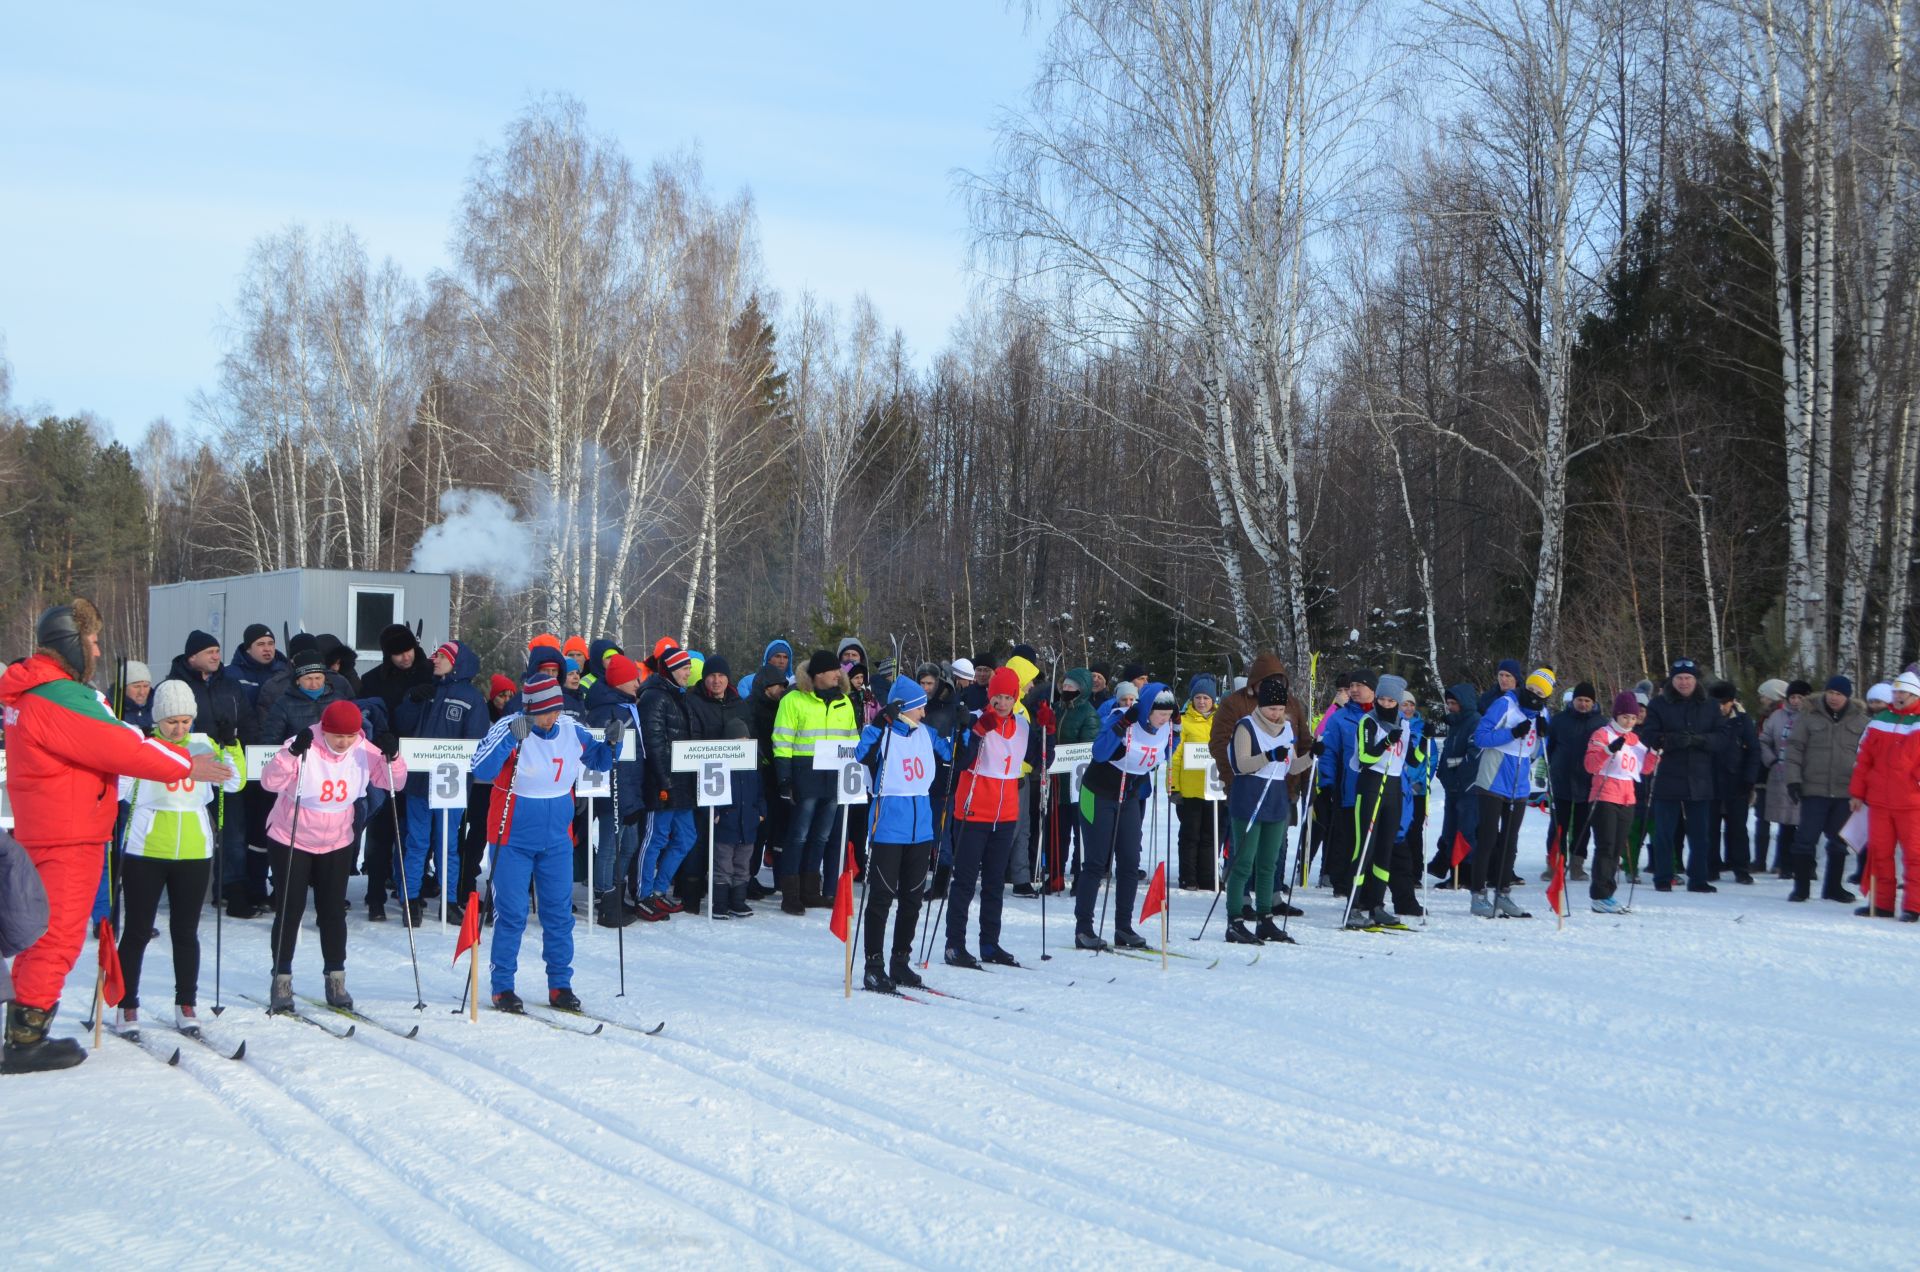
[1471,665,1553,917]
[1317,672,1371,898]
[1427,683,1482,884]
[584,653,645,926]
[395,641,489,926]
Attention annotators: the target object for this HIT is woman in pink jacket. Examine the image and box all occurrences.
[260,699,405,1013]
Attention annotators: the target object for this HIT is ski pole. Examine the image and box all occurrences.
[848,729,886,993]
[214,773,226,1015]
[386,755,427,1011]
[1093,773,1129,948]
[269,741,309,1011]
[1276,752,1318,944]
[609,718,627,996]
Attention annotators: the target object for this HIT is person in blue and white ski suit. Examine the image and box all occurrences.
[854,677,953,994]
[470,674,617,1015]
[1470,666,1554,918]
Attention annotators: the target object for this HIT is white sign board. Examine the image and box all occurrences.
[1183,742,1225,802]
[671,738,759,772]
[812,738,866,804]
[245,745,280,782]
[576,764,611,799]
[1049,742,1093,802]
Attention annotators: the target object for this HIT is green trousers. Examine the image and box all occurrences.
[1226,816,1288,914]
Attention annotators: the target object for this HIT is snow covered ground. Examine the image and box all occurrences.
[11,795,1918,1270]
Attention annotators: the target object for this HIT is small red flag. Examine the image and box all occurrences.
[1544,825,1565,918]
[829,841,859,942]
[453,891,481,965]
[1139,862,1167,923]
[98,920,125,1007]
[1450,831,1472,868]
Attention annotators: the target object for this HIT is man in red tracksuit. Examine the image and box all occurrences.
[1849,671,1920,920]
[1,601,231,1073]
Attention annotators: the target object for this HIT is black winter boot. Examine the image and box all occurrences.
[1822,847,1856,903]
[1226,919,1261,944]
[804,873,831,909]
[1787,852,1815,901]
[596,891,637,927]
[779,875,807,916]
[2,1004,86,1074]
[890,951,924,988]
[862,955,895,994]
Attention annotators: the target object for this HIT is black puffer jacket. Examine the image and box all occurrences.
[1638,684,1726,801]
[160,655,249,746]
[636,675,695,809]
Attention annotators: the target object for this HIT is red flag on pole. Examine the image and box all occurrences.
[453,891,481,965]
[1544,824,1565,918]
[1450,831,1472,867]
[98,920,125,1007]
[1138,861,1167,923]
[829,840,859,942]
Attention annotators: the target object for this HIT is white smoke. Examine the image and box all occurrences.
[410,489,548,590]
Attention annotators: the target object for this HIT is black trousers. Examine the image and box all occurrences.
[1176,797,1218,889]
[863,841,931,960]
[1590,802,1629,900]
[1472,792,1526,892]
[120,855,211,1009]
[1354,773,1401,910]
[269,840,353,975]
[1715,788,1753,875]
[361,794,403,902]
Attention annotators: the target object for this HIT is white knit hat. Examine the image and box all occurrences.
[1757,678,1789,702]
[950,657,975,683]
[1893,671,1920,698]
[124,660,152,686]
[152,679,197,723]
[1868,681,1895,703]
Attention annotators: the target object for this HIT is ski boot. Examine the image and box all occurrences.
[862,955,896,994]
[1253,915,1295,945]
[268,973,295,1014]
[1368,907,1407,930]
[324,970,353,1011]
[889,953,924,989]
[548,987,583,1012]
[2,1004,86,1074]
[1590,896,1628,915]
[1470,890,1496,918]
[981,946,1020,968]
[1112,927,1148,950]
[1343,908,1372,931]
[492,990,525,1014]
[1493,891,1531,918]
[1225,919,1261,945]
[1074,930,1109,952]
[944,947,982,970]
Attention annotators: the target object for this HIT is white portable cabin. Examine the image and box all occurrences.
[146,569,452,673]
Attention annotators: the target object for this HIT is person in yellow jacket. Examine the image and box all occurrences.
[771,651,861,912]
[1170,675,1219,889]
[1004,651,1048,895]
[113,679,246,1033]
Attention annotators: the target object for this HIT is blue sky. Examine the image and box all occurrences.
[0,3,1039,443]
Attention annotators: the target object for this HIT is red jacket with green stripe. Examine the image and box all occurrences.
[0,653,191,846]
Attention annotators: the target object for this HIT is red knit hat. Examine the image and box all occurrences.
[320,700,363,735]
[605,654,641,688]
[489,673,515,700]
[987,667,1020,700]
[527,633,561,651]
[433,642,460,667]
[563,635,590,663]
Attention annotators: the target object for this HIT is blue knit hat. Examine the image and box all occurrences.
[887,676,927,713]
[1825,674,1853,696]
[1188,673,1218,701]
[1498,658,1523,680]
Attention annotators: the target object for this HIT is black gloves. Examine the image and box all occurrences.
[1510,720,1533,739]
[406,683,436,704]
[213,717,238,748]
[882,700,904,724]
[1671,732,1697,751]
[1265,744,1290,763]
[1311,738,1326,757]
[1607,733,1627,753]
[376,732,400,760]
[287,729,313,757]
[1787,782,1803,803]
